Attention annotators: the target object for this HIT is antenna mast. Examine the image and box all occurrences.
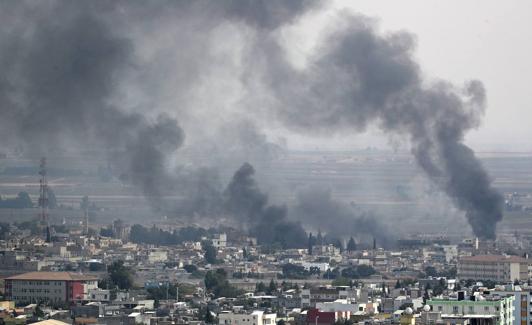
[38,157,50,242]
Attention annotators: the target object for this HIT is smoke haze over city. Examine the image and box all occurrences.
[1,0,529,243]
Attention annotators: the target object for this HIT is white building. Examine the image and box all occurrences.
[315,299,379,319]
[301,262,330,272]
[218,310,276,325]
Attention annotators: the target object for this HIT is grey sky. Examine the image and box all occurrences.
[334,1,532,152]
[275,1,531,151]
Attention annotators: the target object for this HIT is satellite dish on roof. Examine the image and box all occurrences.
[405,307,413,315]
[423,305,431,312]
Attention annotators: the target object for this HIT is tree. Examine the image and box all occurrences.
[33,303,45,318]
[347,237,357,252]
[395,280,402,289]
[256,282,267,293]
[100,226,114,237]
[341,265,376,279]
[309,266,321,276]
[331,238,343,252]
[80,195,89,211]
[357,265,377,277]
[317,230,323,245]
[281,263,310,279]
[323,267,340,280]
[332,277,350,286]
[454,282,462,292]
[424,266,437,277]
[203,242,217,264]
[183,264,198,273]
[47,188,57,209]
[423,287,430,303]
[268,279,277,294]
[108,260,134,290]
[308,233,314,255]
[204,307,215,324]
[17,192,33,208]
[0,192,33,209]
[204,269,242,298]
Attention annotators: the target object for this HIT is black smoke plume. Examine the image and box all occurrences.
[0,1,503,239]
[293,187,395,248]
[249,14,503,239]
[224,163,307,248]
[0,2,184,206]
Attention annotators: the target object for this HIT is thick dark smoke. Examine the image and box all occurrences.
[248,14,503,239]
[0,1,503,239]
[292,187,395,247]
[0,2,184,205]
[224,163,307,248]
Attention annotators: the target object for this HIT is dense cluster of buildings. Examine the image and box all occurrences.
[0,220,532,325]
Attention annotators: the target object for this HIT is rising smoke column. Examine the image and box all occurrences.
[0,2,184,206]
[293,187,395,247]
[247,14,503,239]
[0,1,504,239]
[224,163,307,248]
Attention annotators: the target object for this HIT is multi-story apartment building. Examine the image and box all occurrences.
[492,288,532,325]
[427,295,515,325]
[458,255,529,282]
[4,271,98,305]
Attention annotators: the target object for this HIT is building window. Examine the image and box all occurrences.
[453,306,459,313]
[484,306,489,312]
[438,306,443,312]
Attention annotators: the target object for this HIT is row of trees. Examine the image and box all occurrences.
[0,189,57,209]
[129,224,214,245]
[323,265,377,280]
[307,232,359,254]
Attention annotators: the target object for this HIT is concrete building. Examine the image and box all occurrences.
[458,255,530,282]
[315,299,379,319]
[147,249,168,263]
[301,262,330,272]
[4,271,98,305]
[212,233,227,248]
[492,286,532,325]
[0,250,53,271]
[87,288,111,303]
[218,310,276,325]
[301,286,358,308]
[427,295,515,325]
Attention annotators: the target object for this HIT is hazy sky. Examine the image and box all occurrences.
[284,0,532,152]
